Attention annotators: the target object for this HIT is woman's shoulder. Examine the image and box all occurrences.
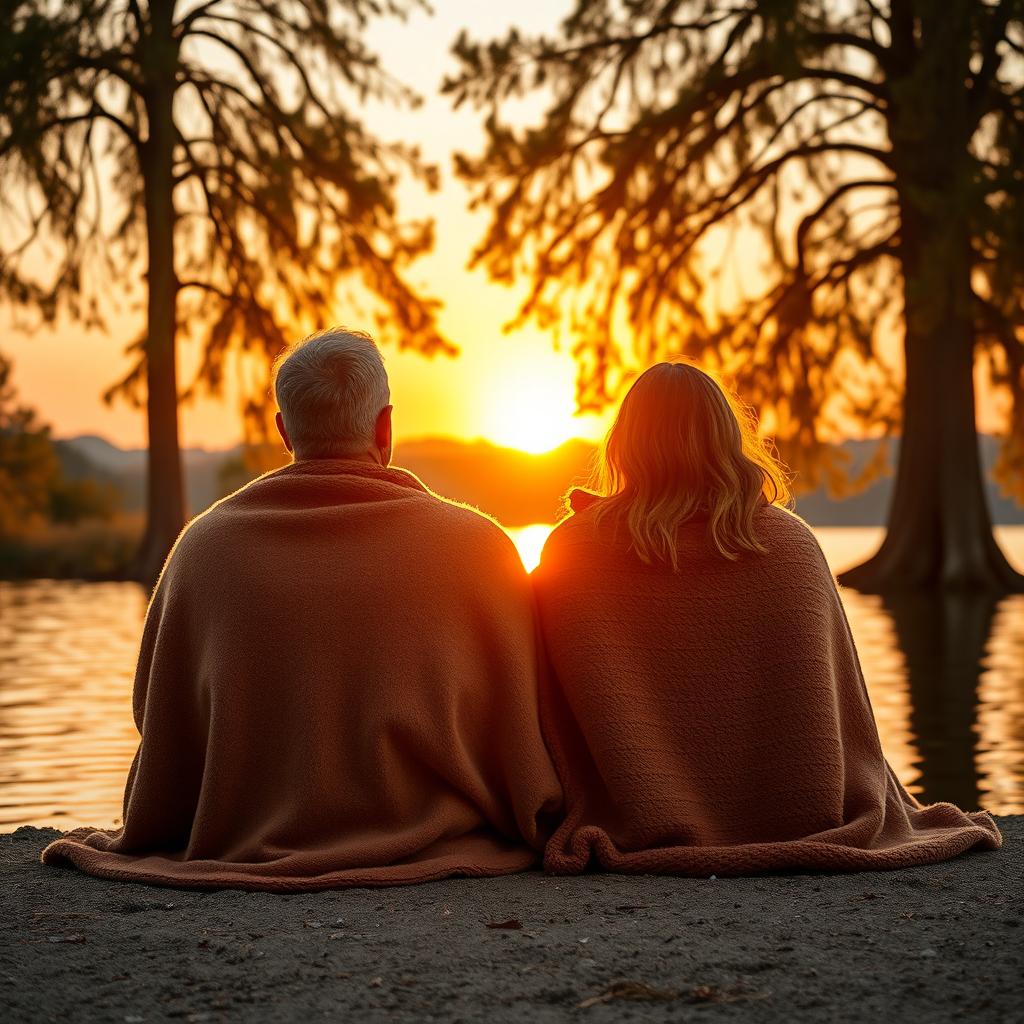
[756,502,813,535]
[538,495,825,571]
[533,490,604,568]
[555,489,609,537]
[755,503,830,564]
[566,488,603,515]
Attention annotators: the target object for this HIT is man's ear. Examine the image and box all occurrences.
[375,405,393,464]
[275,410,293,453]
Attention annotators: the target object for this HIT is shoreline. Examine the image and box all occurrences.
[3,820,1021,1022]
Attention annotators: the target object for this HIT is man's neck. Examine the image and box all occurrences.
[293,450,384,467]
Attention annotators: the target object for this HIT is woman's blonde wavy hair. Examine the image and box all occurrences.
[590,361,792,569]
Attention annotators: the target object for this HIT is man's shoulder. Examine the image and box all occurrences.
[166,469,524,577]
[418,492,519,554]
[360,488,526,586]
[165,474,277,562]
[161,496,235,567]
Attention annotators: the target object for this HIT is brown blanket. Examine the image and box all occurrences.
[533,495,1001,875]
[43,460,561,890]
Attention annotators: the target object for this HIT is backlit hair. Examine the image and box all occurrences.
[273,327,390,459]
[591,361,791,568]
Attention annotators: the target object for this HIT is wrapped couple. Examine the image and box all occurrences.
[43,330,1001,890]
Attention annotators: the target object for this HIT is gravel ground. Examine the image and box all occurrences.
[2,821,1021,1024]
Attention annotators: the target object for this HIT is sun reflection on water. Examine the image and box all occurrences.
[507,523,554,572]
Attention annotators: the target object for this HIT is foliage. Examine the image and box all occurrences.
[0,0,452,431]
[0,515,140,579]
[446,0,1024,495]
[0,352,118,539]
[0,351,57,534]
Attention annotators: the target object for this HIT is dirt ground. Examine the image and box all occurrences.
[2,821,1021,1024]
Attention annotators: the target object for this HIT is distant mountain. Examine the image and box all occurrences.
[394,435,1024,526]
[58,434,147,474]
[791,435,1024,526]
[55,435,242,517]
[56,433,1024,526]
[396,437,597,526]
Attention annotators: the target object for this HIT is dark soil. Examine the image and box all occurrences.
[2,821,1021,1023]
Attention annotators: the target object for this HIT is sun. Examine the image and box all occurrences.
[485,361,581,453]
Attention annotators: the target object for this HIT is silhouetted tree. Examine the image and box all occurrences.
[1,0,450,580]
[447,0,1024,592]
[0,352,116,537]
[0,351,58,536]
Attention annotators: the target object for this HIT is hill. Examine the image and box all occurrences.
[54,435,241,517]
[55,433,1024,527]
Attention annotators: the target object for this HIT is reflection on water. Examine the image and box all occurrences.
[1,528,1023,828]
[509,524,553,573]
[0,581,147,829]
[884,592,992,811]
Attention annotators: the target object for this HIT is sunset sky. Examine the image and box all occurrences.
[2,1,1011,455]
[3,0,614,453]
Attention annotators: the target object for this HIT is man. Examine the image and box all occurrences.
[43,328,562,890]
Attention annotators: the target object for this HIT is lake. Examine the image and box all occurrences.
[1,525,1022,829]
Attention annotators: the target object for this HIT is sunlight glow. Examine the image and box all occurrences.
[507,523,554,572]
[484,362,582,453]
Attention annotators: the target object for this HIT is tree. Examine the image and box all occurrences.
[0,351,116,538]
[1,0,451,581]
[446,0,1024,592]
[0,350,58,537]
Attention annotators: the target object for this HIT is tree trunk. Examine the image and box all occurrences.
[131,3,185,584]
[838,234,1022,591]
[838,0,1023,594]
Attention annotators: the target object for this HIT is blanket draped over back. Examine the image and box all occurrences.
[533,496,1001,875]
[43,460,561,890]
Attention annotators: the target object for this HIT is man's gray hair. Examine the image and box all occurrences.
[273,328,390,459]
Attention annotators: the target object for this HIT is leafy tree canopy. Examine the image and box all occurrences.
[0,0,452,433]
[446,0,1024,496]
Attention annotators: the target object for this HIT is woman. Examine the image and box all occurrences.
[533,361,1001,875]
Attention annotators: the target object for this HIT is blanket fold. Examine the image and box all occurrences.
[533,500,1001,875]
[43,459,561,890]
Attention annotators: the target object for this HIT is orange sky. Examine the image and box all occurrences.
[3,0,613,453]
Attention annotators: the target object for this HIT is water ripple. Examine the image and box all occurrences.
[1,528,1021,828]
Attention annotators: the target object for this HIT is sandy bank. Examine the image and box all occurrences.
[2,821,1021,1023]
